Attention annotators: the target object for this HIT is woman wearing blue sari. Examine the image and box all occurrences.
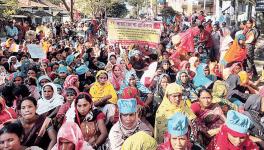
[193,63,214,89]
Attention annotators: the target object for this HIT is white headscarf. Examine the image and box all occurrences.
[8,56,21,69]
[36,83,64,115]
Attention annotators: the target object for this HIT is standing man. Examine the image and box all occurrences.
[245,18,260,78]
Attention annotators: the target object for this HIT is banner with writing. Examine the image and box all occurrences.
[107,18,162,48]
[27,44,46,59]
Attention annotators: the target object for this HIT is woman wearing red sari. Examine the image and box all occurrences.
[207,110,259,150]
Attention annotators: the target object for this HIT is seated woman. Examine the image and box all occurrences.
[159,60,176,82]
[37,83,64,118]
[207,110,259,150]
[238,71,258,94]
[191,89,226,146]
[153,74,171,113]
[154,83,196,144]
[108,98,152,150]
[16,97,57,150]
[179,60,196,80]
[65,93,108,149]
[89,70,117,125]
[119,71,153,108]
[212,80,238,114]
[193,63,214,89]
[51,122,93,150]
[176,70,198,103]
[243,94,264,141]
[108,64,125,91]
[158,112,203,150]
[0,122,43,150]
[225,62,250,104]
[209,62,222,80]
[63,75,80,90]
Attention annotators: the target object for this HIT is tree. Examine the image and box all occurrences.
[107,2,128,18]
[160,6,176,18]
[0,0,19,18]
[75,0,111,17]
[126,0,146,17]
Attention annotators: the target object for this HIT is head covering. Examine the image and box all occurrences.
[189,57,199,72]
[154,83,196,144]
[155,74,170,98]
[226,110,251,136]
[121,131,157,150]
[179,60,190,70]
[57,66,68,74]
[128,50,141,59]
[0,98,17,125]
[244,94,262,112]
[110,64,125,91]
[168,112,189,137]
[193,63,213,88]
[209,62,222,78]
[212,80,228,99]
[96,70,108,80]
[52,122,93,150]
[63,75,78,89]
[66,54,75,66]
[119,71,151,95]
[236,34,246,41]
[176,70,189,85]
[75,65,89,75]
[118,98,137,114]
[238,71,249,84]
[55,84,62,91]
[36,83,64,115]
[8,56,21,69]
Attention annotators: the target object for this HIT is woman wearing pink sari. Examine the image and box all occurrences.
[191,89,225,147]
[108,64,125,91]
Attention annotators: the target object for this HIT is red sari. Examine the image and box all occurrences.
[207,125,259,150]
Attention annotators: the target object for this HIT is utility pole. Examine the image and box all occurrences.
[70,0,73,22]
[235,0,238,23]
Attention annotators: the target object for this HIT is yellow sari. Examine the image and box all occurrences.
[154,83,196,144]
[89,70,118,104]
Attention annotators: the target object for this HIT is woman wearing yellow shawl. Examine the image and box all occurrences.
[154,83,196,144]
[212,80,238,114]
[89,70,118,124]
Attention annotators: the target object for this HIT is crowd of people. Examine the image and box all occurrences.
[0,10,263,150]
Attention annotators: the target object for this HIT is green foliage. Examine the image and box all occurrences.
[107,2,128,18]
[75,0,111,17]
[0,0,19,18]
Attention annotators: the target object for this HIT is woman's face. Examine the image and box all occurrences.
[11,57,17,64]
[120,113,137,129]
[168,93,182,105]
[52,64,59,72]
[40,79,49,87]
[162,63,170,70]
[109,56,116,65]
[160,77,169,90]
[59,138,74,150]
[199,91,212,108]
[194,59,200,67]
[239,39,245,45]
[76,98,91,116]
[170,135,188,150]
[129,77,136,86]
[233,64,242,74]
[98,73,108,85]
[51,58,57,63]
[27,70,37,78]
[185,63,190,71]
[14,77,23,86]
[180,73,189,84]
[227,133,246,147]
[204,66,210,76]
[113,66,122,77]
[21,100,36,120]
[43,85,54,100]
[120,60,126,69]
[0,133,22,150]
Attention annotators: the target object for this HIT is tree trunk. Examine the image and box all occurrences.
[70,0,73,21]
